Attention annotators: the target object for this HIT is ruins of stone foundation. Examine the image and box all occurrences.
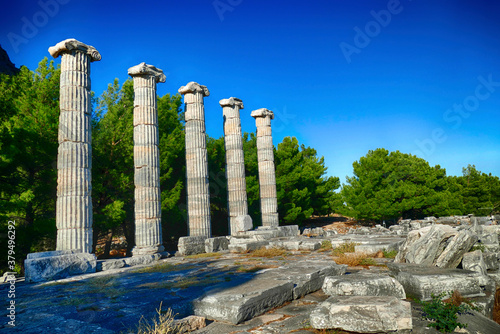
[19,39,500,333]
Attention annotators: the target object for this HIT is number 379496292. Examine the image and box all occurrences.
[7,221,16,266]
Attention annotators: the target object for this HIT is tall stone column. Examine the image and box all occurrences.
[220,97,252,235]
[128,63,166,256]
[49,39,101,253]
[251,108,279,228]
[179,82,211,237]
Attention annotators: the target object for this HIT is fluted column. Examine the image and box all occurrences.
[251,108,279,228]
[128,62,166,256]
[49,39,101,253]
[220,97,252,235]
[179,82,211,237]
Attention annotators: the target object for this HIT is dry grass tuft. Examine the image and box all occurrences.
[186,252,221,259]
[444,290,464,307]
[136,302,180,334]
[247,247,287,258]
[331,241,359,256]
[493,288,500,324]
[333,252,376,267]
[236,265,278,273]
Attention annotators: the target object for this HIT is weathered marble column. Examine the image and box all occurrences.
[220,97,252,235]
[49,39,101,253]
[128,62,166,256]
[251,108,279,228]
[179,82,211,237]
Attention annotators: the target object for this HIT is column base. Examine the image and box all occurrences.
[132,245,165,257]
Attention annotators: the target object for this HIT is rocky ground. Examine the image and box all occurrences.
[2,217,500,333]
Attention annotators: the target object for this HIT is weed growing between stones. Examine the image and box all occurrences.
[135,302,180,334]
[333,252,376,267]
[382,249,398,258]
[186,252,222,259]
[469,243,486,252]
[319,240,333,251]
[331,242,359,256]
[418,291,479,333]
[247,247,288,258]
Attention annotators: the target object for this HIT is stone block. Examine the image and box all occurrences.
[233,215,253,233]
[483,252,499,270]
[310,296,412,332]
[434,229,478,268]
[25,250,96,283]
[405,225,456,266]
[97,259,126,271]
[178,236,207,256]
[228,240,269,253]
[124,253,161,266]
[322,273,406,299]
[388,263,488,301]
[264,261,347,299]
[193,278,294,324]
[205,236,229,253]
[462,250,487,275]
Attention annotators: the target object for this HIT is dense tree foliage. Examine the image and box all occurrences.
[0,59,60,272]
[1,58,499,274]
[341,149,500,223]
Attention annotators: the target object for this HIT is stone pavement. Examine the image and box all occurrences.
[2,246,500,333]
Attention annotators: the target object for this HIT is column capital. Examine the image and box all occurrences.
[178,82,210,97]
[48,38,101,62]
[220,97,244,109]
[251,108,274,120]
[128,62,166,83]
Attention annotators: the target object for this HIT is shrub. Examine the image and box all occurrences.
[418,291,478,332]
[382,249,398,258]
[334,252,373,267]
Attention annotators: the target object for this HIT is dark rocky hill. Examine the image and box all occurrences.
[0,45,20,75]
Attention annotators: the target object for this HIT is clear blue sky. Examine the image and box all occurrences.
[1,0,499,183]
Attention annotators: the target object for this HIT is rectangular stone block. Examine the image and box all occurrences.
[194,278,294,324]
[205,236,229,253]
[228,240,270,253]
[255,117,271,128]
[178,236,207,256]
[24,251,96,283]
[388,263,488,301]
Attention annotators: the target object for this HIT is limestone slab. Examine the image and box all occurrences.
[310,295,412,332]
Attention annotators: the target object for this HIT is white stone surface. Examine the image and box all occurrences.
[221,97,251,235]
[179,82,211,237]
[310,296,412,332]
[50,39,100,253]
[129,62,165,256]
[252,108,278,228]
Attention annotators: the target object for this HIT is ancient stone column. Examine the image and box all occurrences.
[179,82,211,237]
[128,62,166,256]
[251,108,279,228]
[49,39,101,253]
[220,97,252,235]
